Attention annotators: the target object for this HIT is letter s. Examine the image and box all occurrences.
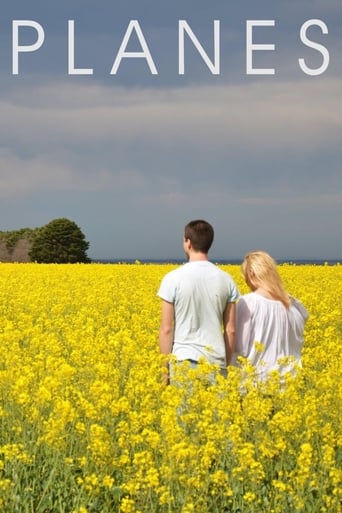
[299,19,329,76]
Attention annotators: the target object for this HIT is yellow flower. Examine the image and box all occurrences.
[0,262,340,512]
[254,341,264,352]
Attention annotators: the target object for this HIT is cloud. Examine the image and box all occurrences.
[0,76,341,205]
[1,77,341,153]
[0,148,145,199]
[240,193,342,208]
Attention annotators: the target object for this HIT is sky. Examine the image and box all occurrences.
[0,0,341,261]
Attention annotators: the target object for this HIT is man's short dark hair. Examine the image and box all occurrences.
[184,220,214,253]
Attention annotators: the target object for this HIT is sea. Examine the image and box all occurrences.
[92,258,340,265]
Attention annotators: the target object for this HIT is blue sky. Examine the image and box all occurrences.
[0,0,341,260]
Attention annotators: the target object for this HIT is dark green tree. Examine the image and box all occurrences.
[29,218,91,263]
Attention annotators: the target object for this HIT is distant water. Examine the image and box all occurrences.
[92,258,340,265]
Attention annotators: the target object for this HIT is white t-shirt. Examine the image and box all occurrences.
[232,292,309,380]
[157,261,239,367]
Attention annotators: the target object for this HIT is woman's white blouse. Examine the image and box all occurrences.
[232,292,309,380]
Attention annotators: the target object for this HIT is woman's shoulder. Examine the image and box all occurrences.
[290,297,309,321]
[239,292,267,303]
[237,292,257,309]
[239,292,286,315]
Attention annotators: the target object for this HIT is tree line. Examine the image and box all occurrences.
[0,218,90,263]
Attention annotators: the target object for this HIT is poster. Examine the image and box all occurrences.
[1,1,341,261]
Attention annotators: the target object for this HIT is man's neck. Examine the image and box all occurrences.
[188,251,209,262]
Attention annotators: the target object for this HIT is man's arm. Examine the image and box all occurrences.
[159,300,175,355]
[223,302,236,365]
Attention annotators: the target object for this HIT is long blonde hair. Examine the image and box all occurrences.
[242,251,291,308]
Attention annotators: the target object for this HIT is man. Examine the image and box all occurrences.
[158,219,239,380]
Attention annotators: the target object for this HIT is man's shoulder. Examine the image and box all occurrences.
[160,264,187,282]
[158,265,186,300]
[212,264,237,282]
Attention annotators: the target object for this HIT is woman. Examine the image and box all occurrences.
[232,251,309,381]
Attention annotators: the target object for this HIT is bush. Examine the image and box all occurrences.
[29,218,91,263]
[0,227,36,250]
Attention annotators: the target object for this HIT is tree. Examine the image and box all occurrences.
[29,218,91,263]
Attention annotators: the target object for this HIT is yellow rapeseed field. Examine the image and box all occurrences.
[0,262,341,513]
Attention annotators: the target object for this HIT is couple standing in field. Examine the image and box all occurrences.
[158,219,309,384]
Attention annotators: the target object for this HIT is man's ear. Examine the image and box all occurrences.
[184,237,191,250]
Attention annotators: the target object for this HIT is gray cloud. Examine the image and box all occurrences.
[2,78,341,149]
[0,77,341,218]
[0,147,146,199]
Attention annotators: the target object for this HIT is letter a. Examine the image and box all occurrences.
[111,20,158,75]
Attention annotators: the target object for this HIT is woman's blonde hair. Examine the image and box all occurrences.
[242,250,291,308]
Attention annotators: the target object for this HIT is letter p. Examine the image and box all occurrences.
[13,20,45,75]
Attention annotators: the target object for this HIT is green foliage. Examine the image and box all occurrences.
[29,218,91,263]
[0,227,36,250]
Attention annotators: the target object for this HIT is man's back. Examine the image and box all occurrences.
[158,261,239,366]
